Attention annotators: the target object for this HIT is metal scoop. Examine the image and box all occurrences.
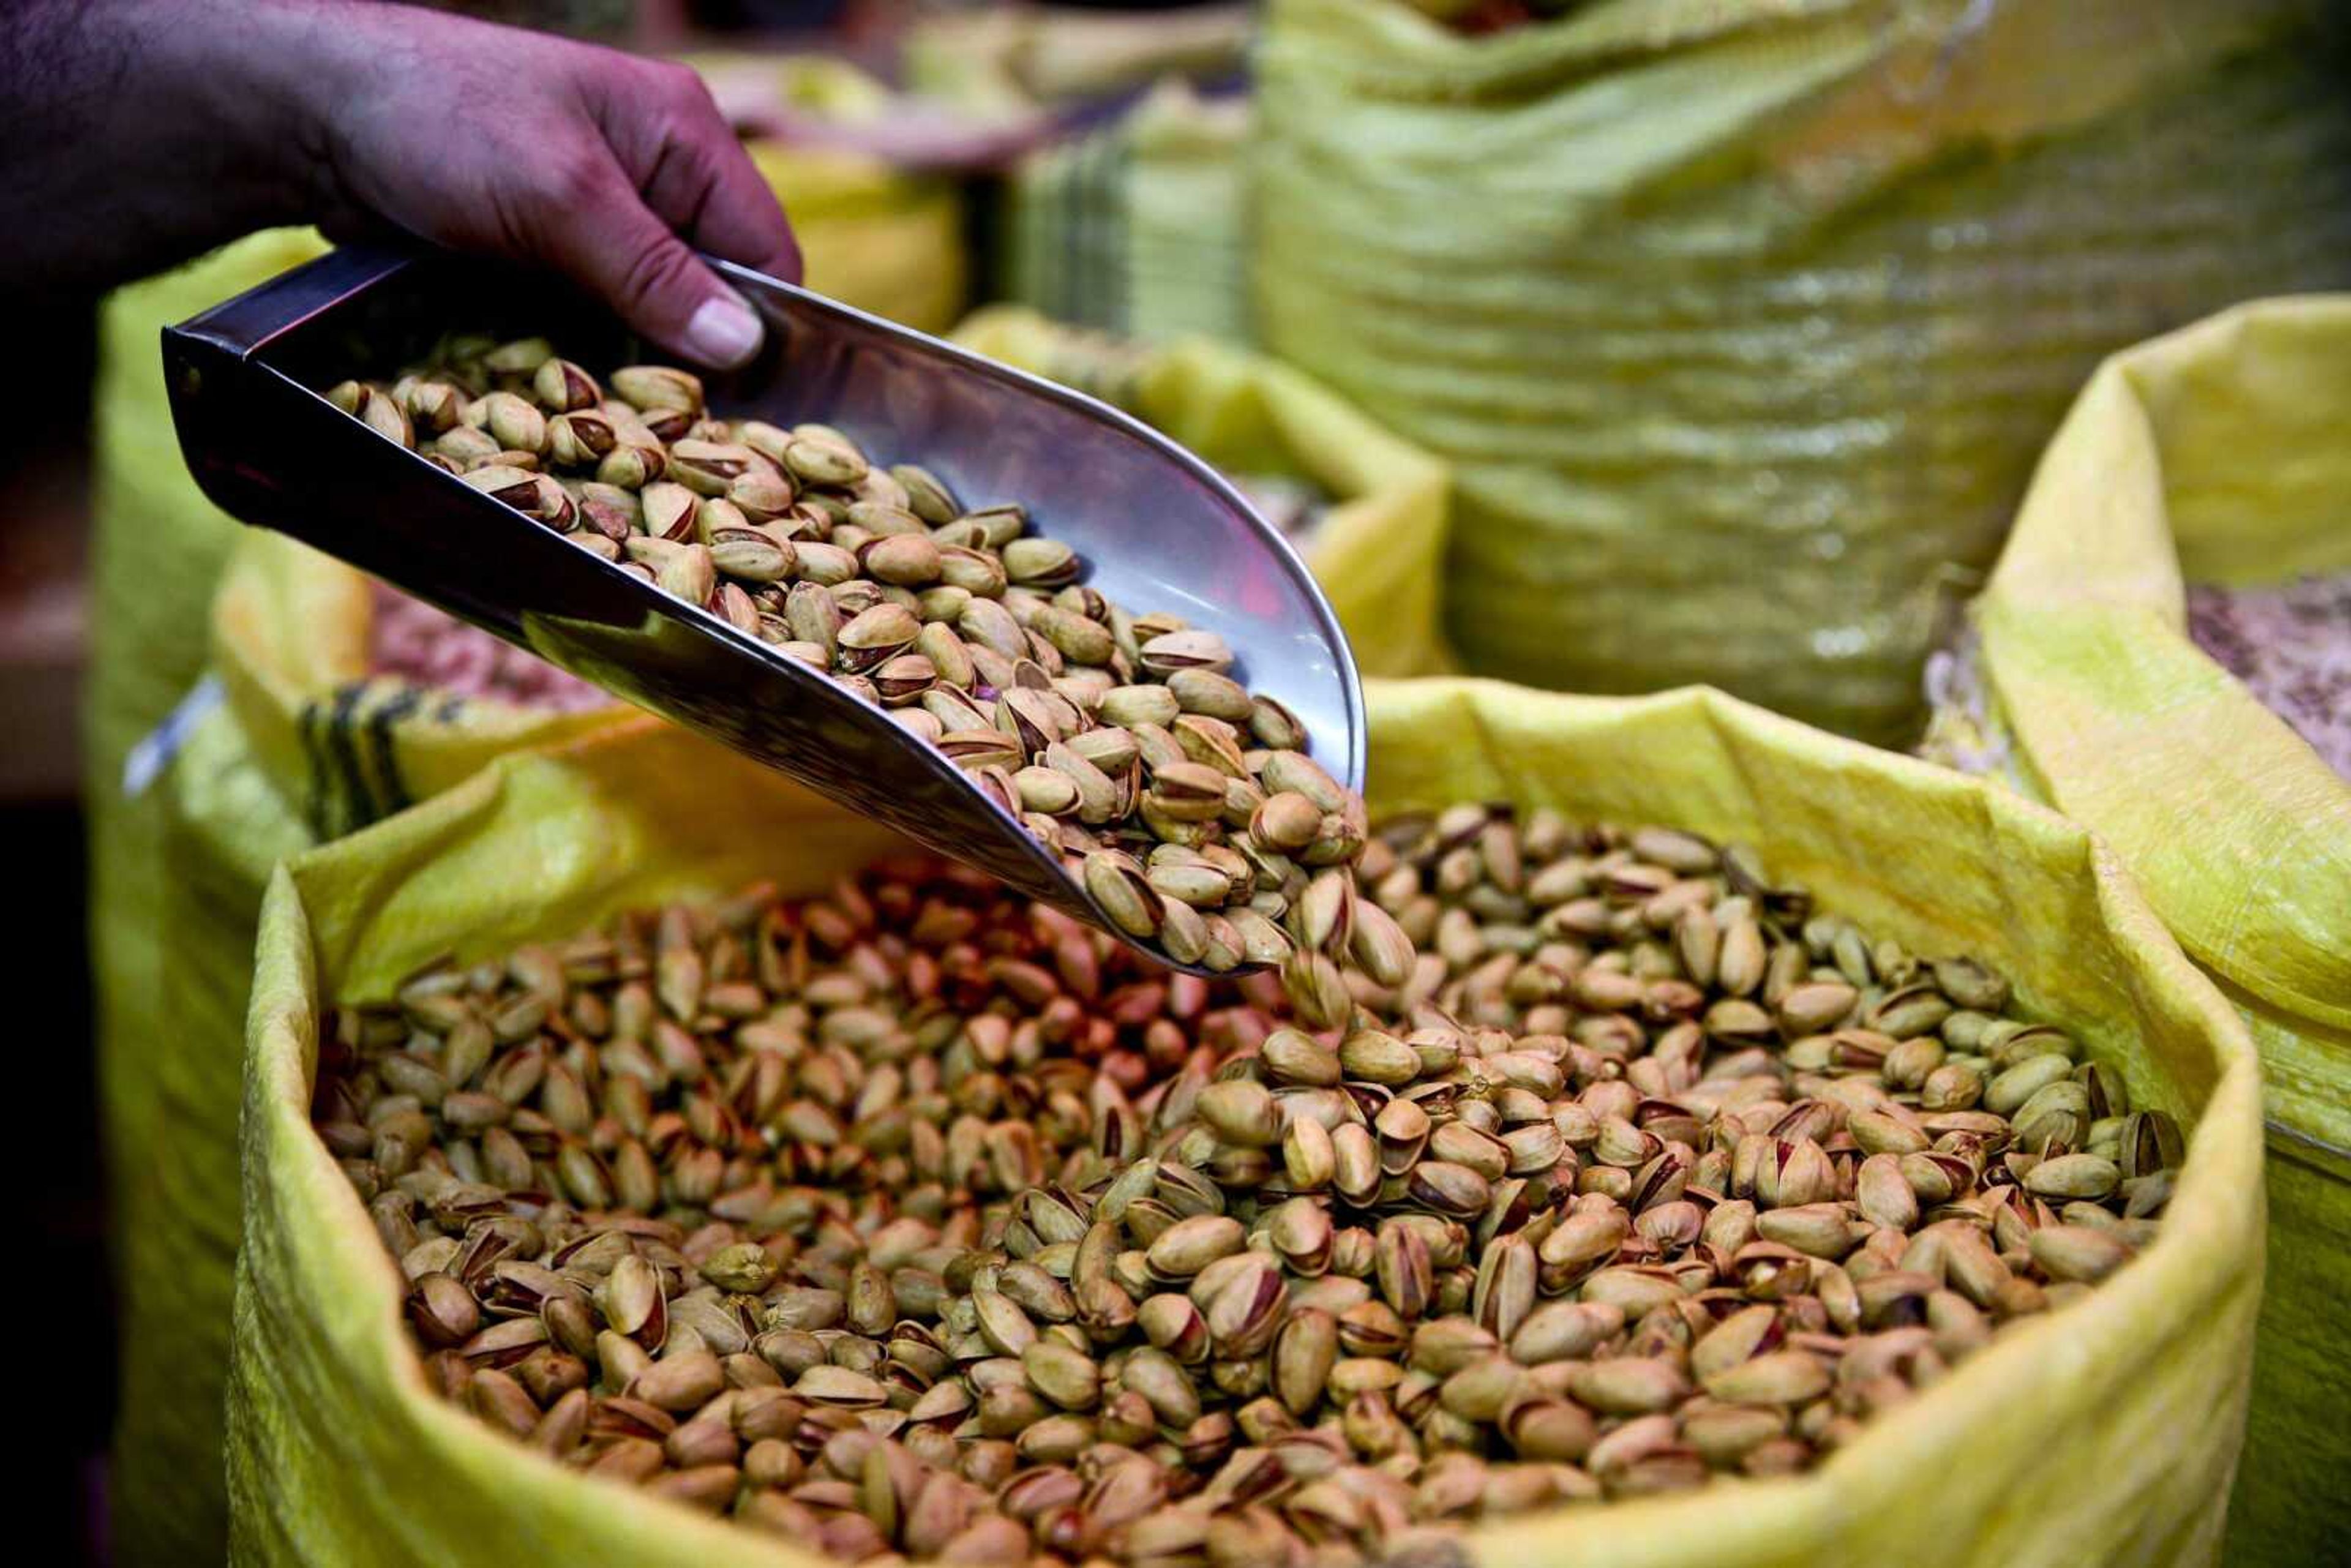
[162,244,1364,974]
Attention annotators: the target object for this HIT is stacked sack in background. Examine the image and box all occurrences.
[92,91,975,1559]
[1921,297,2351,1568]
[1253,0,2351,745]
[224,685,2263,1567]
[952,306,1450,676]
[907,5,1254,344]
[991,80,1253,346]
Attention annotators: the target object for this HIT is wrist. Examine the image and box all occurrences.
[162,0,358,227]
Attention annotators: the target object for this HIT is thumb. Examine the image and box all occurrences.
[538,155,767,369]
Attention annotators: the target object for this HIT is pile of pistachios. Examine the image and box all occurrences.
[329,338,1377,982]
[2186,571,2351,779]
[319,808,2178,1564]
[369,582,613,713]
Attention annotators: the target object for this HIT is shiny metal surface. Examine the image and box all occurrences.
[161,244,1363,973]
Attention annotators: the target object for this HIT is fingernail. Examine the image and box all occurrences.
[684,290,763,369]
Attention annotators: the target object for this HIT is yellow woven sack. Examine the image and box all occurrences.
[86,228,332,1567]
[111,530,651,1561]
[744,139,967,334]
[952,306,1452,677]
[1931,296,2351,1567]
[88,231,326,1099]
[1253,0,2351,745]
[228,683,2261,1566]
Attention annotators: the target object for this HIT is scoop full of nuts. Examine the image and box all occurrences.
[329,336,1382,983]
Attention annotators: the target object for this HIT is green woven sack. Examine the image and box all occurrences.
[1921,296,2351,1567]
[1253,0,2351,744]
[997,78,1253,345]
[226,685,2261,1565]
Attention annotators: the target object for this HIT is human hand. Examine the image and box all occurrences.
[290,2,800,366]
[0,1,798,368]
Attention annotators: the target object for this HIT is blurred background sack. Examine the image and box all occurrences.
[1252,0,2351,746]
[991,78,1254,345]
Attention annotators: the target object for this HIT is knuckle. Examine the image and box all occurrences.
[644,59,713,113]
[612,237,699,317]
[541,146,611,212]
[654,108,707,160]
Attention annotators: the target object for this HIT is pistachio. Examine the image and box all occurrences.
[1149,1215,1247,1279]
[2023,1153,2122,1202]
[482,391,546,454]
[610,365,703,414]
[2029,1225,2135,1284]
[533,357,602,413]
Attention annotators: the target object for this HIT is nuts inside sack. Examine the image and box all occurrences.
[320,809,2179,1565]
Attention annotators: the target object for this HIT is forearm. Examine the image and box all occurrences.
[0,1,349,294]
[1,1,792,359]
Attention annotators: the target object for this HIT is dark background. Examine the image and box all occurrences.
[9,294,103,1562]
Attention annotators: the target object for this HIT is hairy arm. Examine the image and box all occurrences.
[0,1,799,365]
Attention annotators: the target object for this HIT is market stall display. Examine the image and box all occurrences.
[70,7,2351,1562]
[225,683,2262,1567]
